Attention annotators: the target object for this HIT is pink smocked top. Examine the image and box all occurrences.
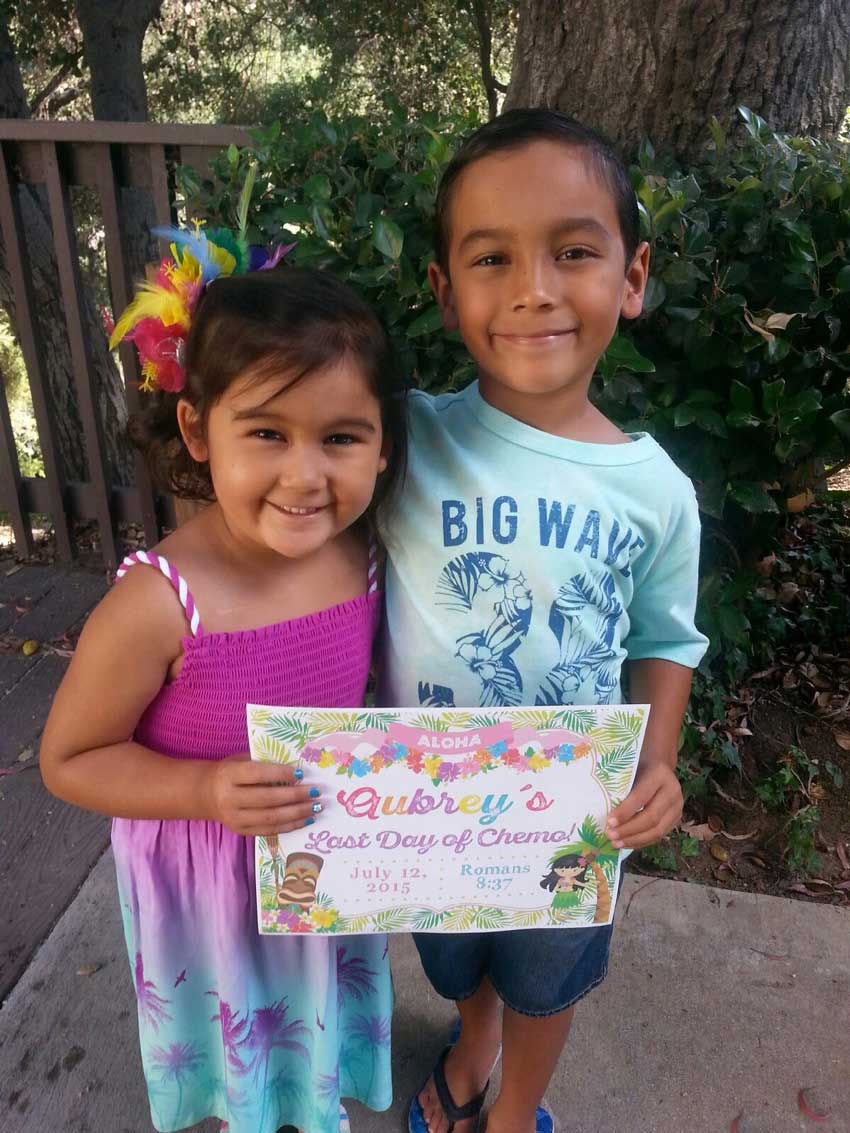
[115,549,381,761]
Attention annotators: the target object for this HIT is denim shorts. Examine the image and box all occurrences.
[412,921,615,1018]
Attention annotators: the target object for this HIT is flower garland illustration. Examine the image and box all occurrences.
[296,735,593,785]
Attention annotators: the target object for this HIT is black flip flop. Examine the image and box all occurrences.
[408,1045,490,1133]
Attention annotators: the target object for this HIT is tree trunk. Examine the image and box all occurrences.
[75,0,160,122]
[0,10,130,483]
[505,0,850,162]
[75,0,163,296]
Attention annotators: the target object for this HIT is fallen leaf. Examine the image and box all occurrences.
[76,963,102,977]
[777,581,800,605]
[21,639,39,656]
[754,554,776,577]
[5,564,22,576]
[721,828,757,841]
[798,1087,831,1123]
[680,821,716,842]
[710,843,730,862]
[714,863,735,882]
[765,312,796,331]
[747,855,768,869]
[786,489,815,513]
[834,731,850,752]
[786,883,833,898]
[16,746,35,764]
[708,813,724,832]
[744,309,774,341]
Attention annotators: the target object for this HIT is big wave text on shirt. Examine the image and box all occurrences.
[442,496,645,576]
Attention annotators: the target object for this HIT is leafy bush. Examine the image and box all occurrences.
[179,107,850,686]
[178,110,479,395]
[182,108,850,525]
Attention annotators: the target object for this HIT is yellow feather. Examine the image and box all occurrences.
[207,241,237,276]
[168,249,203,291]
[109,282,190,349]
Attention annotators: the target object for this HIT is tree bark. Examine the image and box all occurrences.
[75,0,161,122]
[0,10,130,483]
[469,0,506,121]
[75,0,162,283]
[505,0,850,162]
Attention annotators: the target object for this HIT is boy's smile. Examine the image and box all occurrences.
[429,141,649,435]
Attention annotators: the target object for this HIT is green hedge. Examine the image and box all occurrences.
[178,107,850,672]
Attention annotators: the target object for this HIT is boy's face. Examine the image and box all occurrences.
[430,141,648,412]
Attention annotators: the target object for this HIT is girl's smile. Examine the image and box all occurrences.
[180,357,388,564]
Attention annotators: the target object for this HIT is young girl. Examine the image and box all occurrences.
[41,244,407,1133]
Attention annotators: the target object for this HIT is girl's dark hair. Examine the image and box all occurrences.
[539,853,590,892]
[129,266,407,515]
[435,108,640,272]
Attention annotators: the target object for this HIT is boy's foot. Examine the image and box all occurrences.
[411,1044,493,1133]
[481,1104,554,1133]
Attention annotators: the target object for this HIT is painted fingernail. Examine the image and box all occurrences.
[294,768,304,781]
[312,802,323,814]
[305,817,315,826]
[309,787,320,798]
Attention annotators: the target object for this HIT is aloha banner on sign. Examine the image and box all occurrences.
[248,705,647,936]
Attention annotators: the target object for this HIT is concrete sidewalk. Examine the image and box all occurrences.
[1,861,847,1133]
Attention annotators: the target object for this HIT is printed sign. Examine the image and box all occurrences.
[248,705,647,935]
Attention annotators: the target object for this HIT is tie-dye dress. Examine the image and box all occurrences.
[111,551,392,1133]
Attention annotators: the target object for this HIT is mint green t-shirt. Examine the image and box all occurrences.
[378,383,708,709]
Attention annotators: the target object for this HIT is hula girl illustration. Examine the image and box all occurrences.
[541,817,620,924]
[540,854,591,915]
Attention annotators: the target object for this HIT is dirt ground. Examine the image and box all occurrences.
[631,696,850,907]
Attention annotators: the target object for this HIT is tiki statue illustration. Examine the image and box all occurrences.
[277,851,324,912]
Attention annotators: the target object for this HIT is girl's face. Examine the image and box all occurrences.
[554,864,583,881]
[180,356,388,561]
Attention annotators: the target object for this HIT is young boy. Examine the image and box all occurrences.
[378,109,708,1133]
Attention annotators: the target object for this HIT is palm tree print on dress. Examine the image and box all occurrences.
[431,552,533,707]
[535,572,623,706]
[268,1064,308,1129]
[244,997,310,1129]
[336,946,378,1009]
[315,1067,342,1132]
[149,1041,206,1129]
[547,817,619,924]
[134,951,172,1031]
[210,997,249,1072]
[343,1013,392,1102]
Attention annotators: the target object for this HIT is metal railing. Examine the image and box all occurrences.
[0,120,251,569]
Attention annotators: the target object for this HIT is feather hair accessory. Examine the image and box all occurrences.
[108,165,294,393]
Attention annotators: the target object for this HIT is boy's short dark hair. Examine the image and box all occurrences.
[434,108,640,273]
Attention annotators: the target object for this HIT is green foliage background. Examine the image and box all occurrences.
[181,107,850,790]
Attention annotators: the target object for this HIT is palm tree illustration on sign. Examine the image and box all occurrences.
[542,816,619,924]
